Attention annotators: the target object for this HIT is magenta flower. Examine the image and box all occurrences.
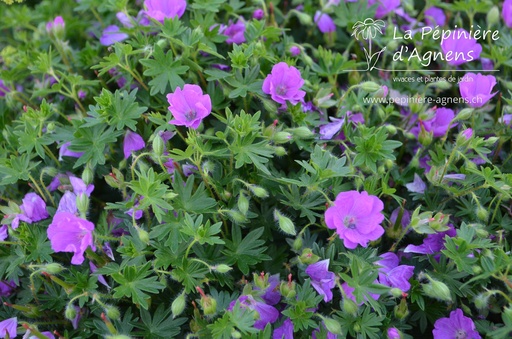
[433,309,481,339]
[387,328,401,339]
[144,0,186,22]
[461,128,473,140]
[273,318,293,339]
[69,176,94,197]
[413,107,455,138]
[29,332,54,339]
[0,225,7,242]
[167,84,212,129]
[47,212,95,265]
[289,46,301,56]
[56,191,78,214]
[377,252,414,292]
[325,190,385,249]
[459,73,497,108]
[440,29,482,66]
[90,262,110,289]
[123,130,146,159]
[253,9,264,20]
[58,142,84,160]
[424,7,446,26]
[504,0,512,27]
[262,62,305,106]
[20,192,49,223]
[258,274,281,305]
[100,25,128,46]
[305,259,336,302]
[46,16,65,33]
[0,317,16,338]
[222,20,246,44]
[368,0,400,19]
[314,11,336,33]
[228,295,279,330]
[404,224,456,255]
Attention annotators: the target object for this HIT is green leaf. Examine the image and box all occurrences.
[112,262,165,310]
[223,227,271,275]
[171,175,217,214]
[140,45,189,95]
[69,124,123,168]
[134,304,186,338]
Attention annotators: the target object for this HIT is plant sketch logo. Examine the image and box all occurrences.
[351,18,386,71]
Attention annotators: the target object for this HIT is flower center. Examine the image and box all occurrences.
[455,330,467,339]
[185,110,197,121]
[344,216,357,229]
[276,85,287,96]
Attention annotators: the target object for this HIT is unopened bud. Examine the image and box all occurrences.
[82,166,94,186]
[360,82,381,93]
[474,293,489,311]
[342,298,358,316]
[44,263,64,274]
[237,192,249,215]
[394,298,409,320]
[292,237,303,251]
[248,185,268,198]
[291,126,314,139]
[200,295,217,315]
[385,125,397,135]
[476,206,489,222]
[47,122,56,132]
[76,193,89,215]
[487,6,500,26]
[105,305,120,320]
[274,131,292,144]
[274,209,296,236]
[171,293,186,317]
[231,330,242,339]
[274,146,287,156]
[323,317,342,335]
[418,128,433,147]
[65,305,77,320]
[423,278,452,302]
[298,248,319,265]
[456,108,473,121]
[214,264,232,273]
[152,134,164,156]
[138,228,150,244]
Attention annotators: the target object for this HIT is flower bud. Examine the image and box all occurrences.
[342,298,358,316]
[274,209,296,236]
[323,317,342,335]
[274,146,287,156]
[108,336,132,339]
[76,193,89,215]
[82,166,94,186]
[273,131,292,144]
[298,248,319,265]
[279,280,296,299]
[387,327,402,339]
[47,122,56,132]
[152,134,164,157]
[248,185,269,198]
[231,330,242,339]
[472,265,482,275]
[476,206,489,222]
[200,295,217,315]
[223,209,247,223]
[487,6,500,26]
[292,237,303,251]
[389,288,403,298]
[385,125,397,135]
[418,128,433,147]
[138,228,150,244]
[430,80,451,90]
[105,305,120,320]
[44,263,64,274]
[291,126,314,139]
[237,192,249,215]
[455,108,473,121]
[473,293,489,311]
[253,9,264,20]
[394,298,409,320]
[423,278,452,302]
[292,10,312,25]
[172,293,186,317]
[65,305,77,320]
[214,264,232,273]
[360,82,381,93]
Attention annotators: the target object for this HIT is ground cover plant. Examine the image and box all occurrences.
[1,0,512,338]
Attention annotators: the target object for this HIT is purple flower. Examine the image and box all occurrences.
[222,20,246,44]
[368,0,400,19]
[424,7,446,26]
[459,73,497,108]
[305,259,336,302]
[325,191,385,249]
[57,191,78,214]
[481,58,494,71]
[314,11,336,33]
[0,280,16,297]
[413,107,455,138]
[0,317,17,338]
[312,325,338,339]
[504,0,512,28]
[433,308,481,339]
[262,62,305,106]
[123,130,146,159]
[461,128,473,140]
[46,16,65,33]
[377,252,414,292]
[258,274,281,305]
[12,193,49,229]
[404,225,456,255]
[273,318,293,339]
[69,176,94,197]
[100,25,128,46]
[387,328,401,339]
[90,262,110,289]
[405,173,426,194]
[390,208,411,229]
[144,0,186,22]
[0,225,7,242]
[47,212,95,265]
[58,142,84,160]
[228,295,279,330]
[253,9,264,20]
[29,332,54,339]
[0,79,9,97]
[167,84,212,129]
[289,46,301,56]
[440,29,482,66]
